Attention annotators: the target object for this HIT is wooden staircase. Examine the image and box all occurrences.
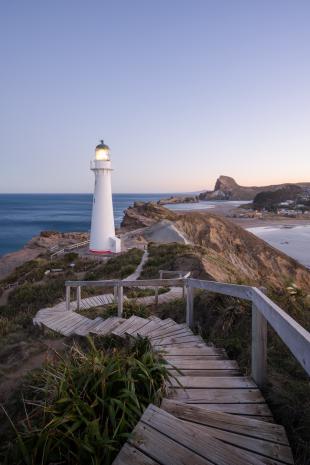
[34,310,294,464]
[107,315,294,465]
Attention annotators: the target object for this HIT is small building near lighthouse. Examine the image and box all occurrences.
[89,140,121,254]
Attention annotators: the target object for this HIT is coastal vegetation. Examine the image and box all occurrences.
[78,300,150,320]
[0,336,169,465]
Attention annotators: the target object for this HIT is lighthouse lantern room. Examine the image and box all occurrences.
[89,140,121,254]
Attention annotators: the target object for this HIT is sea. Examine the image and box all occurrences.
[0,194,309,269]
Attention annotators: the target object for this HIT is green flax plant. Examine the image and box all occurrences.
[2,336,169,465]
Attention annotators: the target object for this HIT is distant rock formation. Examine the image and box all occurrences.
[158,195,199,205]
[199,175,310,201]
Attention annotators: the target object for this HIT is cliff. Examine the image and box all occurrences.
[199,175,310,201]
[122,202,310,291]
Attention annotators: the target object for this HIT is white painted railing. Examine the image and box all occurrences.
[65,276,310,387]
[50,240,90,259]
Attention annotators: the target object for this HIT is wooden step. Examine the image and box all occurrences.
[112,316,149,336]
[92,317,125,335]
[161,400,293,464]
[168,376,257,389]
[124,404,266,465]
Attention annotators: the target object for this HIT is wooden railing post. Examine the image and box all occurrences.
[251,302,267,387]
[155,287,159,308]
[186,284,194,328]
[66,285,71,311]
[76,286,81,311]
[117,283,123,317]
[114,285,118,304]
[159,270,163,279]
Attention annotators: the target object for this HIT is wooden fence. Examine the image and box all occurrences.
[65,276,310,387]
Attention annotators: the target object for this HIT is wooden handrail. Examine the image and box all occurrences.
[64,276,310,385]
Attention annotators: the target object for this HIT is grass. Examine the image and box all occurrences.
[125,287,169,298]
[78,301,151,320]
[1,336,169,465]
[140,243,197,279]
[84,248,143,280]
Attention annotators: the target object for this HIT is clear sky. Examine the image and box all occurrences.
[1,0,310,193]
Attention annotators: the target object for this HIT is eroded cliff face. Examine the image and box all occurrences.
[121,202,310,291]
[176,213,310,290]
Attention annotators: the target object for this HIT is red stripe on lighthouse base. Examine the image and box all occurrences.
[89,249,113,255]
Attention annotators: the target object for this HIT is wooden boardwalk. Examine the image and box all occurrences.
[33,308,294,464]
[33,288,183,336]
[111,315,294,465]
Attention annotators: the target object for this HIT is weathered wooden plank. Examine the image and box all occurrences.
[112,316,148,336]
[129,421,214,465]
[168,369,241,377]
[159,346,225,356]
[183,402,273,418]
[112,443,159,465]
[161,400,286,444]
[169,388,265,404]
[166,360,239,370]
[168,376,257,389]
[125,318,152,335]
[181,422,294,464]
[148,322,187,338]
[151,328,193,340]
[153,335,203,346]
[95,317,125,335]
[165,355,223,361]
[141,405,266,465]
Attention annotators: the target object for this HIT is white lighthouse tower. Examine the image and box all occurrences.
[89,140,121,254]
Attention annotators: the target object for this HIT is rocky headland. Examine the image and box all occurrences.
[121,201,310,292]
[199,175,310,201]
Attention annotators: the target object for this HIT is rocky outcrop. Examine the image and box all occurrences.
[121,202,177,230]
[158,195,199,205]
[199,175,310,201]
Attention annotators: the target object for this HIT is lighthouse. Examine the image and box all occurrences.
[89,140,121,254]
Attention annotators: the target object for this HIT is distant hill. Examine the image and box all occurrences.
[253,185,304,210]
[199,175,310,201]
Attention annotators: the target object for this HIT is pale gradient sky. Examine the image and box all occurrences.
[0,0,310,193]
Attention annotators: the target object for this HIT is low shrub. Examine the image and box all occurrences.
[78,301,150,320]
[84,248,143,281]
[1,336,169,465]
[125,287,169,298]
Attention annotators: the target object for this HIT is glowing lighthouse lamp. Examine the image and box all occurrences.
[89,140,121,254]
